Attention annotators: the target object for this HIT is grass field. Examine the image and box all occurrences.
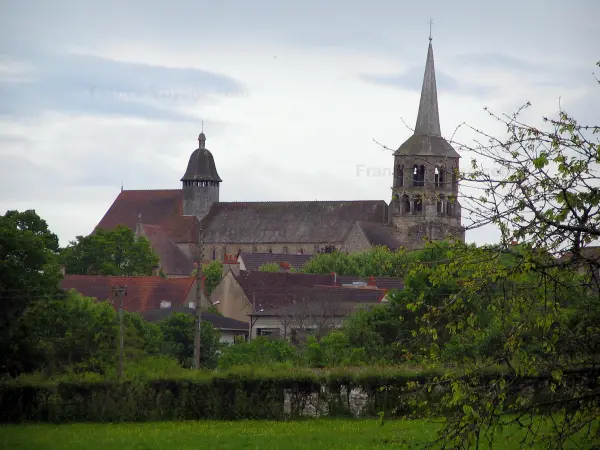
[0,419,587,449]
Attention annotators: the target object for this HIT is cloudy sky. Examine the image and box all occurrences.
[1,0,598,246]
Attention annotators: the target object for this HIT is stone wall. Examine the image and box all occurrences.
[340,222,372,253]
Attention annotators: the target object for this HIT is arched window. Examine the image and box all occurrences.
[396,164,404,187]
[447,194,456,216]
[437,195,445,214]
[440,165,446,187]
[268,248,273,254]
[413,196,423,214]
[212,248,216,260]
[452,167,458,190]
[413,164,425,187]
[401,194,410,214]
[434,167,440,187]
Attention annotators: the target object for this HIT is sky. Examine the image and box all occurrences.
[1,0,599,247]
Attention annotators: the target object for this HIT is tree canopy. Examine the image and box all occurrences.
[60,225,159,276]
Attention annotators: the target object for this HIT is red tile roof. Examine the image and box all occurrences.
[96,190,199,243]
[60,275,195,313]
[142,224,194,276]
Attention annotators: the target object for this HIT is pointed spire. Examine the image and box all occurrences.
[414,38,441,137]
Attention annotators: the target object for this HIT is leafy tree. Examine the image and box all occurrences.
[218,337,295,369]
[395,69,600,448]
[202,260,223,296]
[258,262,281,272]
[302,246,409,277]
[15,291,118,376]
[158,312,221,369]
[0,209,62,376]
[60,225,159,276]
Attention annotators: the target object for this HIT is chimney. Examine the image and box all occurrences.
[367,276,377,288]
[222,253,240,277]
[152,265,160,276]
[60,264,66,276]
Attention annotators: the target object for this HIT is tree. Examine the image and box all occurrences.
[202,260,224,296]
[158,312,221,369]
[61,225,159,276]
[258,262,281,272]
[396,69,600,448]
[302,246,409,277]
[0,209,62,376]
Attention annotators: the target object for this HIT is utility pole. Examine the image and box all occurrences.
[193,228,205,369]
[112,284,128,380]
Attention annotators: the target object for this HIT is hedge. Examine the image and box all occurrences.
[1,365,577,423]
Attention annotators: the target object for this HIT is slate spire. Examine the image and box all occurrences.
[414,39,441,137]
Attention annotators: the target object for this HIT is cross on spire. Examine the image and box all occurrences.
[201,120,204,133]
[428,18,433,41]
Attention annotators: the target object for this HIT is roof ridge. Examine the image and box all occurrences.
[121,189,182,192]
[217,200,386,204]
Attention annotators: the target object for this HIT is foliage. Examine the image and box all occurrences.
[202,260,223,296]
[158,312,221,369]
[302,246,410,277]
[0,210,62,376]
[60,225,159,276]
[390,70,600,448]
[218,337,296,370]
[258,262,282,272]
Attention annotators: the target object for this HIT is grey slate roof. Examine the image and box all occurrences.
[395,40,460,159]
[140,306,248,330]
[181,134,222,182]
[336,276,404,291]
[415,41,441,137]
[200,201,388,244]
[238,252,313,271]
[395,134,460,159]
[356,222,402,251]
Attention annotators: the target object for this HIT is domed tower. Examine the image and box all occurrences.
[390,36,465,247]
[181,132,222,221]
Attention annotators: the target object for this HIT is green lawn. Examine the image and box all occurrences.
[0,419,587,449]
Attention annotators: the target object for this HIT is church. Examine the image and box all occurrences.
[95,38,465,277]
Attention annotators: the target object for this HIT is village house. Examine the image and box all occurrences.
[140,307,248,344]
[209,270,404,326]
[58,270,248,343]
[248,285,387,342]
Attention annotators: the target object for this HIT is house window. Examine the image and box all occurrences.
[160,301,171,309]
[283,246,288,254]
[188,301,196,309]
[252,245,258,253]
[268,248,273,253]
[413,164,425,187]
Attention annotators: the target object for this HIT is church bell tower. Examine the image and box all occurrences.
[181,131,221,222]
[390,36,465,248]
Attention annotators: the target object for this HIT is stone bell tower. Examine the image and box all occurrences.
[181,131,222,222]
[390,36,465,248]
